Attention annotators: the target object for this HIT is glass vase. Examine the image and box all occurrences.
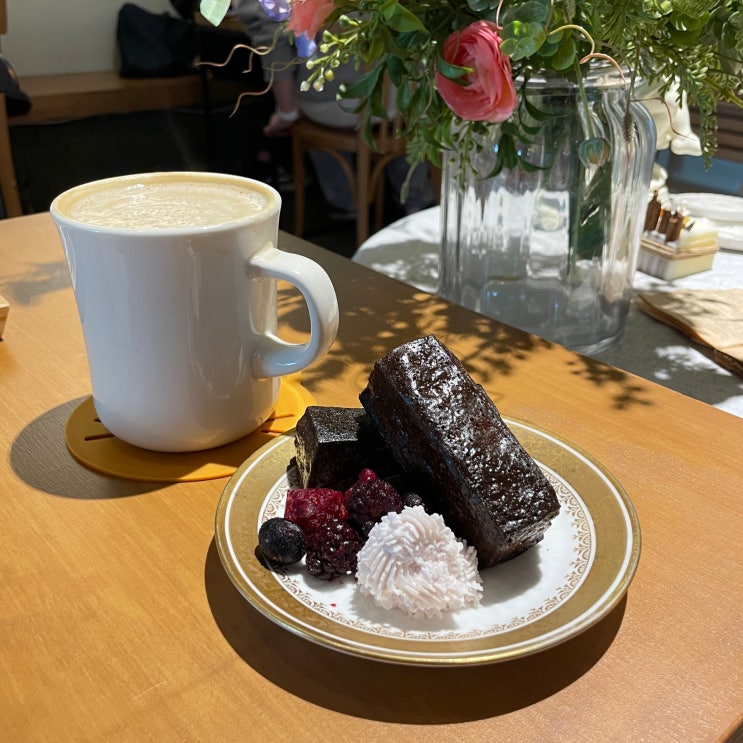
[439,67,656,354]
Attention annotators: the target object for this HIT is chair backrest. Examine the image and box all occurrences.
[0,0,24,217]
[372,75,402,150]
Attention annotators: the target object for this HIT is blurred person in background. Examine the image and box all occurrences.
[232,0,434,219]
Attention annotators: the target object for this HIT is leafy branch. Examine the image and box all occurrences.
[201,0,743,168]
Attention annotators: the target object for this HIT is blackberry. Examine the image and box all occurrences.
[258,518,306,567]
[345,469,404,531]
[402,491,428,511]
[305,518,363,580]
[284,487,347,539]
[355,519,378,540]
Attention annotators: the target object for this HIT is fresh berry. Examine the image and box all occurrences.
[258,518,306,567]
[345,469,404,531]
[402,491,428,510]
[305,518,363,580]
[354,519,377,540]
[284,488,347,538]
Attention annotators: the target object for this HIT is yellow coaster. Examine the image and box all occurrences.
[65,375,314,482]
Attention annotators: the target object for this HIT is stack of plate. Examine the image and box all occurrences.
[672,192,743,252]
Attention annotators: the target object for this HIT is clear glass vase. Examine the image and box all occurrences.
[439,67,656,354]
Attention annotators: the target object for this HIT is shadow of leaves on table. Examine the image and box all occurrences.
[204,539,625,724]
[278,266,656,412]
[2,260,71,306]
[591,306,743,411]
[567,355,654,411]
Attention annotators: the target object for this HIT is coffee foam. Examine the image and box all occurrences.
[64,178,274,230]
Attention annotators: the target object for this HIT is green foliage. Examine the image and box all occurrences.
[206,0,743,170]
[381,2,427,32]
[199,0,231,27]
[500,21,548,60]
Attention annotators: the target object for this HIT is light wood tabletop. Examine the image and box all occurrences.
[1,212,741,742]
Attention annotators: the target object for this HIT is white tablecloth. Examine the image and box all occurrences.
[354,207,743,418]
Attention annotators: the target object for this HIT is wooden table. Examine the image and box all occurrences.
[354,206,743,417]
[2,213,741,742]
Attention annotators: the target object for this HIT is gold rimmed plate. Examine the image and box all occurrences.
[214,420,641,666]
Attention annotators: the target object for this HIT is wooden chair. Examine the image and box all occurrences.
[291,111,407,247]
[690,102,743,165]
[0,93,22,217]
[1,0,23,217]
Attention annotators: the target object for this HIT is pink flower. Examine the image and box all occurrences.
[435,21,517,124]
[287,0,335,40]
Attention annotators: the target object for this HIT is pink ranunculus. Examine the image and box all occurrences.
[286,0,335,40]
[435,20,517,124]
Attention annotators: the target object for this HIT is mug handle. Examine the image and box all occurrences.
[248,244,339,378]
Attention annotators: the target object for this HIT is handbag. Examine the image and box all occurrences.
[116,3,199,78]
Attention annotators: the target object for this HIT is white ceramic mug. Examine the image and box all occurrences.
[51,172,339,452]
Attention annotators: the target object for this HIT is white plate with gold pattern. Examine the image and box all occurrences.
[672,192,743,224]
[718,223,743,252]
[215,420,641,666]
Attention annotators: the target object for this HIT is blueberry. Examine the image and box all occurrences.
[258,518,306,567]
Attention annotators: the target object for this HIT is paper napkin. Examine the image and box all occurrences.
[637,289,743,377]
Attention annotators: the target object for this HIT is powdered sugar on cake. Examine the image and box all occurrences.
[356,506,482,618]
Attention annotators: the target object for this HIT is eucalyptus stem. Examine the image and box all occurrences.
[573,58,595,140]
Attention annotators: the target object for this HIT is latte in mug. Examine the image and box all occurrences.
[53,172,278,230]
[51,172,338,452]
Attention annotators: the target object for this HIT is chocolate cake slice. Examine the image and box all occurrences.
[294,406,400,490]
[359,335,560,568]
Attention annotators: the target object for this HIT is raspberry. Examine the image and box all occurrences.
[345,469,404,532]
[285,488,347,539]
[305,518,363,580]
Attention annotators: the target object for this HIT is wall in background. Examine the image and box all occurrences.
[1,0,172,76]
[658,151,743,197]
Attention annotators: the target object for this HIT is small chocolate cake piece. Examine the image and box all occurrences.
[294,406,399,490]
[359,335,560,568]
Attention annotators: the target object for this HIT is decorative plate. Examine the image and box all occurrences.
[718,223,743,252]
[672,192,743,224]
[215,420,641,666]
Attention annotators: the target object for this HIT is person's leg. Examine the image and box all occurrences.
[307,149,357,215]
[385,157,436,215]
